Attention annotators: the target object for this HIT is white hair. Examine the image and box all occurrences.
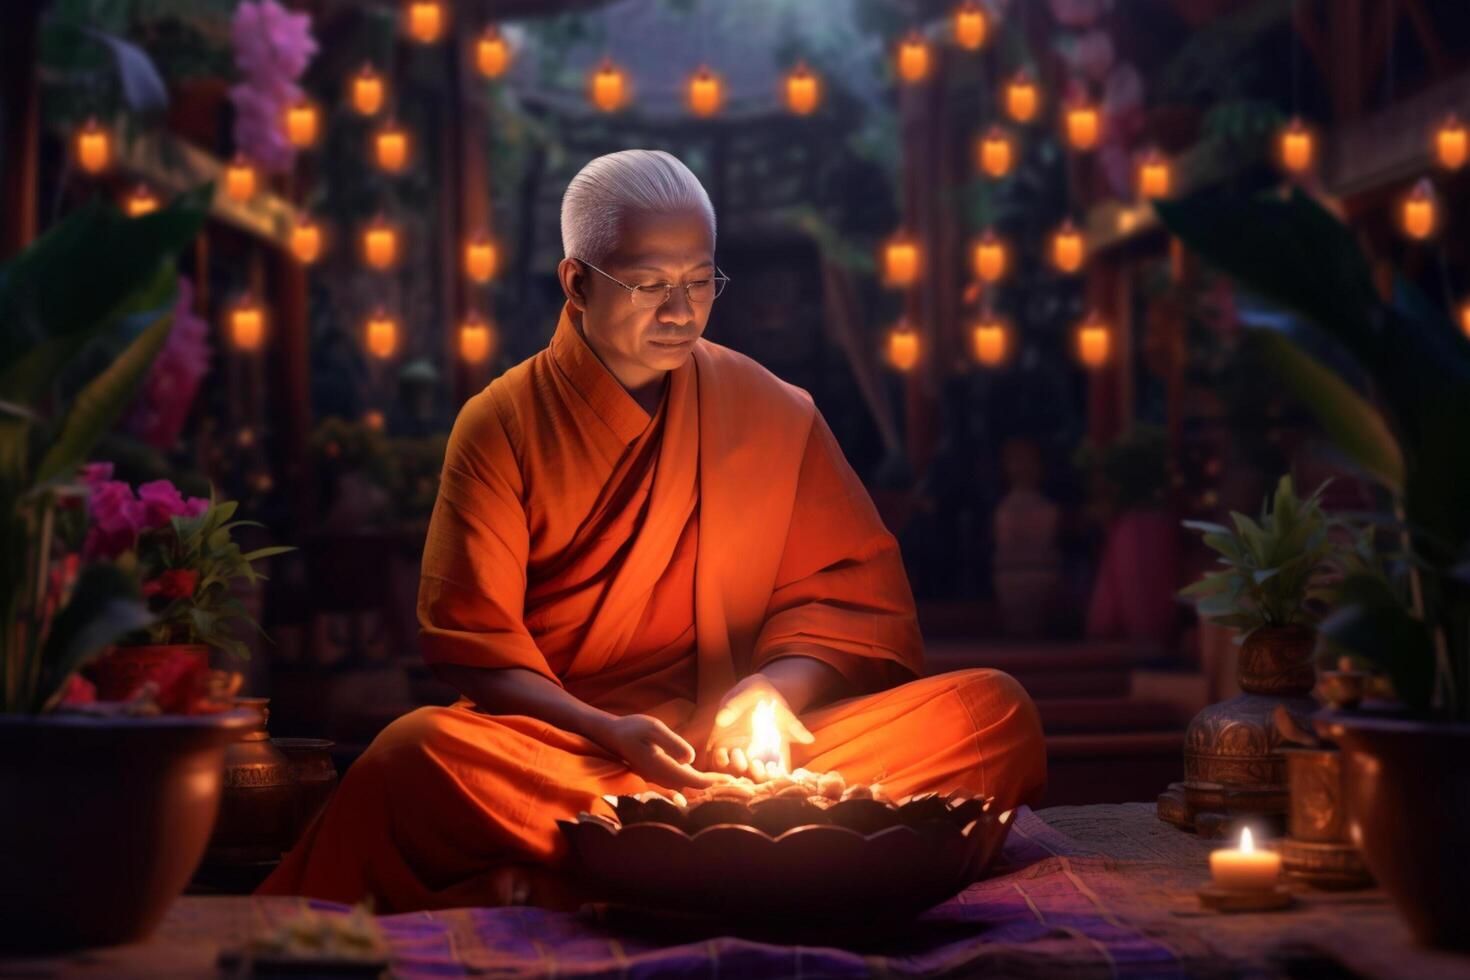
[560,149,716,265]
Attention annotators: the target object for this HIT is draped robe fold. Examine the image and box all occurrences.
[259,304,1046,911]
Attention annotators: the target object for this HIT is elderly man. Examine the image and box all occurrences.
[260,150,1045,912]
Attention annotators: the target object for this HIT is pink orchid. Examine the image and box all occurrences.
[125,277,212,450]
[229,0,317,174]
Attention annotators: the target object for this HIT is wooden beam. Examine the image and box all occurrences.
[0,0,42,260]
[1401,0,1452,79]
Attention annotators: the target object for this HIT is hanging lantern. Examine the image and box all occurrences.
[224,154,258,203]
[1401,177,1437,240]
[374,123,410,174]
[1050,219,1085,274]
[228,296,266,351]
[1063,98,1101,151]
[785,62,820,116]
[1075,313,1111,368]
[590,58,629,112]
[463,233,499,283]
[124,184,160,218]
[1460,298,1470,339]
[290,215,324,264]
[886,321,921,371]
[896,31,930,84]
[970,315,1009,367]
[1136,148,1171,199]
[283,98,320,149]
[362,217,400,270]
[365,309,400,359]
[977,125,1014,179]
[1005,70,1039,124]
[458,314,496,365]
[881,237,921,288]
[687,66,723,118]
[74,117,111,175]
[970,229,1007,284]
[351,64,386,116]
[953,2,988,50]
[1278,117,1314,175]
[364,409,386,431]
[476,25,512,78]
[1435,114,1467,171]
[404,0,446,43]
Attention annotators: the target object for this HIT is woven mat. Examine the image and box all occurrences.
[6,804,1470,979]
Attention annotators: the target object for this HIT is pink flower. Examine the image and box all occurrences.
[58,673,97,707]
[83,480,142,559]
[80,462,115,485]
[125,278,212,450]
[229,0,317,174]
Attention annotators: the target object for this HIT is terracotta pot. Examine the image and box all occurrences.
[203,698,295,868]
[90,643,210,701]
[1319,712,1470,949]
[271,737,338,844]
[0,710,252,952]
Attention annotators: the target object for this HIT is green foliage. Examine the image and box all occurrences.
[1179,476,1335,638]
[1156,186,1470,717]
[0,188,208,714]
[1075,424,1170,513]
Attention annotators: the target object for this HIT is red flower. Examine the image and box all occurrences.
[142,569,199,600]
[58,673,97,706]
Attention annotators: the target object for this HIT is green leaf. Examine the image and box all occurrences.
[1248,331,1405,493]
[33,308,174,484]
[33,563,152,713]
[241,545,295,562]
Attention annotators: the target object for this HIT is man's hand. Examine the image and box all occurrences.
[704,674,814,781]
[597,714,731,790]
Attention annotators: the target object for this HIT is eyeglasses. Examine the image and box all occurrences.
[577,259,730,310]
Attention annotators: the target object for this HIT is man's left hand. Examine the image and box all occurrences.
[704,674,814,781]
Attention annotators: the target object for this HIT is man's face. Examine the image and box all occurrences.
[565,207,716,390]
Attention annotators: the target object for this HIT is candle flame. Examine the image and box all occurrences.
[747,699,784,773]
[1239,826,1255,853]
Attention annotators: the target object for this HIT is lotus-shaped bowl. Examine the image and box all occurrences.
[558,793,1013,923]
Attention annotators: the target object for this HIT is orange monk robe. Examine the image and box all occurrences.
[259,303,1045,911]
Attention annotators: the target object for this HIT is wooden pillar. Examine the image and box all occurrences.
[269,247,314,528]
[0,0,42,260]
[440,35,469,407]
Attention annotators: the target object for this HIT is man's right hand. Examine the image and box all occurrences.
[595,714,730,790]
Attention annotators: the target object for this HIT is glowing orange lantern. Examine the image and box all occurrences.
[458,314,496,364]
[785,62,820,116]
[283,99,319,149]
[970,315,1009,367]
[590,58,628,112]
[1278,117,1314,175]
[365,309,400,359]
[224,154,257,202]
[886,321,921,371]
[352,64,386,116]
[1435,114,1467,171]
[74,117,111,175]
[688,66,723,117]
[977,126,1014,178]
[1402,178,1436,240]
[881,237,921,288]
[374,123,410,174]
[1460,298,1470,339]
[897,31,930,83]
[464,234,499,283]
[1051,219,1085,273]
[476,25,512,78]
[404,0,446,43]
[953,2,988,50]
[1136,149,1171,199]
[228,297,266,351]
[124,184,159,218]
[1075,314,1111,368]
[290,216,324,264]
[970,230,1007,284]
[364,409,386,431]
[1064,99,1100,151]
[1005,71,1039,123]
[362,217,400,270]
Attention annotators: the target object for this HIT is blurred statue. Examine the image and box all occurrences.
[992,438,1062,636]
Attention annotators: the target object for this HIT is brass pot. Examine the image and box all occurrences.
[1282,746,1345,842]
[203,697,295,868]
[90,643,211,701]
[271,737,337,845]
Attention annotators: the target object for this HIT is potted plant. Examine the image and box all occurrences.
[1164,475,1334,834]
[0,187,254,953]
[1158,187,1470,947]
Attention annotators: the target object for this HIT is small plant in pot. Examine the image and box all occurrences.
[1158,187,1470,948]
[0,186,256,953]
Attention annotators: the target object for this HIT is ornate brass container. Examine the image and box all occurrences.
[1159,626,1316,837]
[1277,746,1373,889]
[203,698,296,869]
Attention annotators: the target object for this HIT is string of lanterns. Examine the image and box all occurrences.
[69,0,1469,372]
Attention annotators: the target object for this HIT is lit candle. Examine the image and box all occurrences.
[283,99,319,149]
[971,230,1006,283]
[476,26,512,78]
[375,124,410,174]
[688,66,722,117]
[590,59,627,112]
[405,0,445,43]
[882,239,920,288]
[785,63,820,116]
[1402,178,1436,240]
[459,315,494,364]
[290,216,323,264]
[463,235,498,283]
[1076,315,1110,368]
[1137,149,1171,199]
[352,64,386,116]
[977,126,1014,179]
[1051,219,1085,273]
[1436,114,1467,171]
[75,117,111,175]
[124,184,160,217]
[897,31,930,84]
[1210,827,1281,892]
[1279,117,1313,175]
[971,318,1007,366]
[362,218,399,270]
[887,323,920,371]
[229,298,266,351]
[953,2,987,50]
[365,310,399,359]
[1064,101,1100,151]
[224,155,257,203]
[1005,71,1039,124]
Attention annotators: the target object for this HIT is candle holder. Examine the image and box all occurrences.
[1159,626,1317,838]
[1197,883,1294,912]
